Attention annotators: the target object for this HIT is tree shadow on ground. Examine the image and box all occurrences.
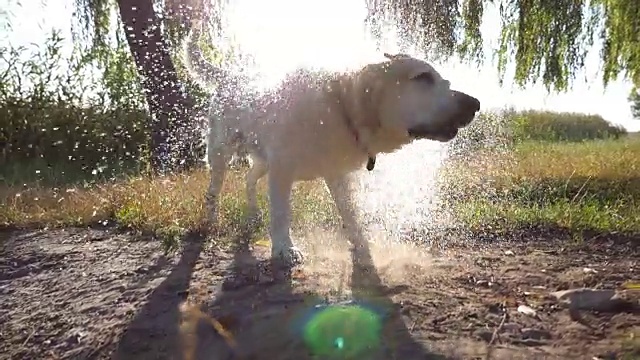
[187,225,450,360]
[112,231,205,359]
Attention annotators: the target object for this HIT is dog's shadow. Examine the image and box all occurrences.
[186,225,450,359]
[349,242,449,359]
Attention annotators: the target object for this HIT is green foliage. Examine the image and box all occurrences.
[366,0,640,91]
[70,0,212,58]
[0,26,227,186]
[0,30,150,185]
[496,0,598,91]
[71,0,113,51]
[630,87,640,119]
[441,136,640,233]
[510,110,626,142]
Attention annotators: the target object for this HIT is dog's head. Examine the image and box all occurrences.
[371,53,480,144]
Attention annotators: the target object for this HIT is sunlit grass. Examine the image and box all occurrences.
[441,136,640,233]
[0,168,336,249]
[4,135,640,244]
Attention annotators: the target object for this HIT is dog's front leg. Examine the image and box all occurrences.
[324,175,368,250]
[267,168,304,267]
[245,157,267,225]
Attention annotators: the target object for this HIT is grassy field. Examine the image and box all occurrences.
[3,130,639,247]
[441,134,640,235]
[0,166,337,250]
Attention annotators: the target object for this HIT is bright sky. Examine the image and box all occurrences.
[2,0,639,131]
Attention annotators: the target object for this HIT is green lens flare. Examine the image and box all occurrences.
[302,304,382,358]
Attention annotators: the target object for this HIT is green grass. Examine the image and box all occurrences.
[4,129,639,242]
[447,107,628,158]
[0,167,337,250]
[441,136,640,234]
[5,133,638,252]
[0,158,146,187]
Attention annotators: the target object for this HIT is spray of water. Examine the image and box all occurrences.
[354,141,455,239]
[205,0,462,243]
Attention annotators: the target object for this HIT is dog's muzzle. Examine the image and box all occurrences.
[408,125,459,141]
[453,91,481,127]
[408,91,480,142]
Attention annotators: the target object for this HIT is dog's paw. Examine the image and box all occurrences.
[271,246,305,268]
[246,209,264,229]
[203,214,218,230]
[228,154,250,170]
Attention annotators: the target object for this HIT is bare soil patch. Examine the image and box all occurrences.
[0,226,638,359]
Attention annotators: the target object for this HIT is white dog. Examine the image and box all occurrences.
[181,26,480,268]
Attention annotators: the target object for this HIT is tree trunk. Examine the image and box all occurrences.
[117,0,201,174]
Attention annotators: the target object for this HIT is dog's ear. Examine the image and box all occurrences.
[351,73,383,136]
[390,57,438,83]
[409,69,436,83]
[328,74,380,139]
[383,53,412,61]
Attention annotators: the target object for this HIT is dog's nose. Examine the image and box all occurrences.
[467,95,481,112]
[453,91,481,112]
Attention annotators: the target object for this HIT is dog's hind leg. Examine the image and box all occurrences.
[324,175,368,250]
[205,101,232,229]
[246,156,267,226]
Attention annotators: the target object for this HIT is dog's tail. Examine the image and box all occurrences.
[181,22,227,90]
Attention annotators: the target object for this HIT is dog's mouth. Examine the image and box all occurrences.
[408,125,459,142]
[408,107,478,142]
[456,111,477,128]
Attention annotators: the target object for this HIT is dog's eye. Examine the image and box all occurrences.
[413,71,435,84]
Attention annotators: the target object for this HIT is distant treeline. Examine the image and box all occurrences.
[448,107,628,158]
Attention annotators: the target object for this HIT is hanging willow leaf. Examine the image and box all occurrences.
[70,0,212,53]
[459,0,484,64]
[364,0,462,60]
[629,87,640,119]
[72,0,112,50]
[34,0,640,91]
[364,0,640,91]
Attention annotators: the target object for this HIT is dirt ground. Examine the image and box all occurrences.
[0,225,638,360]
